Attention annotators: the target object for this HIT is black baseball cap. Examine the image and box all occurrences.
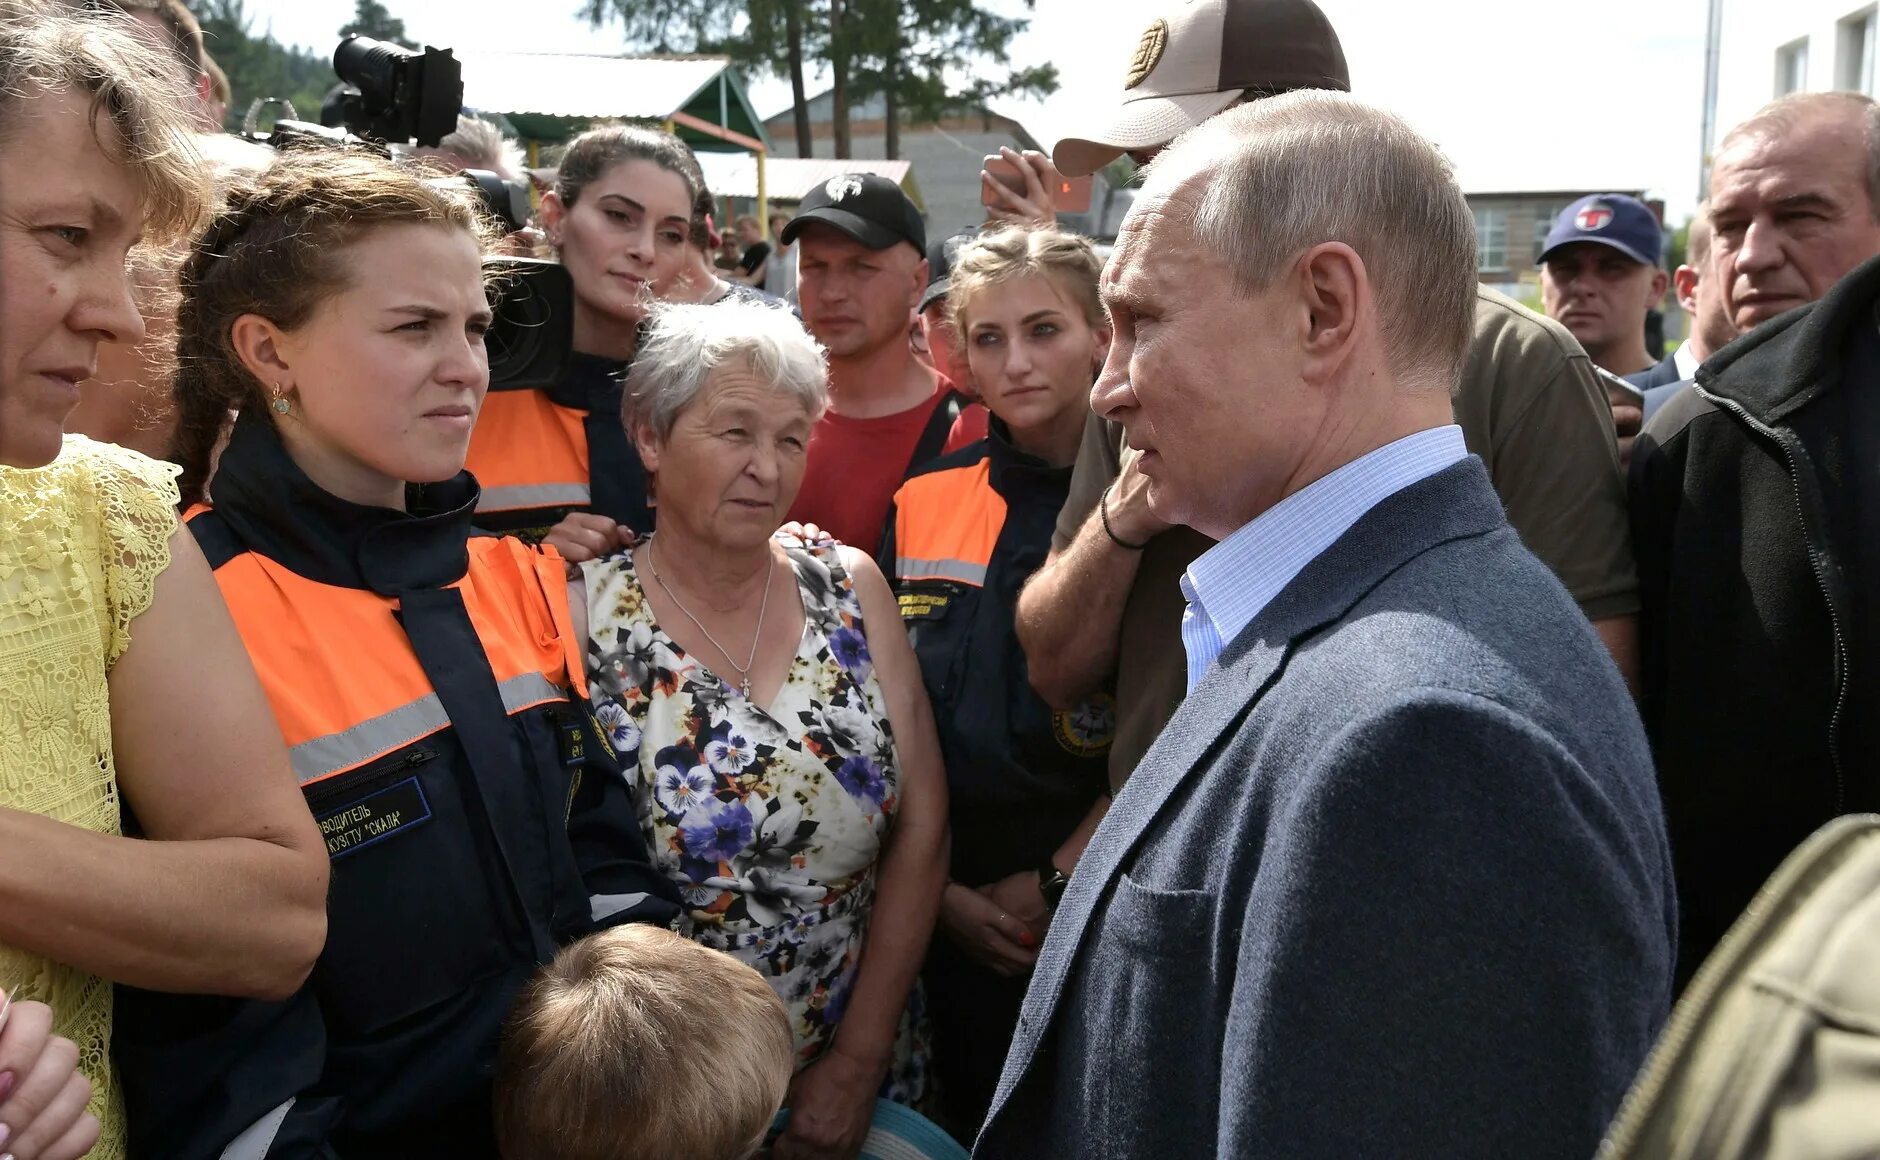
[782,173,926,253]
[918,230,978,314]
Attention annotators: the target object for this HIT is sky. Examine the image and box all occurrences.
[239,0,1711,220]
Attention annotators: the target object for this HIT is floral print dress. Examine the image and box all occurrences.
[583,538,929,1101]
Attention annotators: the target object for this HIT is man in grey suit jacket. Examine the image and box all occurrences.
[974,94,1676,1159]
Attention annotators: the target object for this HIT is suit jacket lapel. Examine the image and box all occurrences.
[982,457,1511,1137]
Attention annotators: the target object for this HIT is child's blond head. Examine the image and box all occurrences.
[496,925,794,1160]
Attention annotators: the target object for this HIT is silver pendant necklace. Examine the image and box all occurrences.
[646,538,775,699]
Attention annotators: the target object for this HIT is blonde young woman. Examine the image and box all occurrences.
[880,226,1116,1137]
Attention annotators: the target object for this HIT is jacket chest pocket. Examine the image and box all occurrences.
[304,746,514,1037]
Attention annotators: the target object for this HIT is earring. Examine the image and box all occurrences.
[270,385,291,415]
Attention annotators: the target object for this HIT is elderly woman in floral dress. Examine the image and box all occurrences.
[562,300,948,1160]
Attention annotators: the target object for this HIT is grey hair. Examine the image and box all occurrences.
[1143,90,1478,393]
[623,300,829,439]
[1719,91,1880,217]
[438,114,525,181]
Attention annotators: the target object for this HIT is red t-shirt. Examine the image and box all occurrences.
[788,386,977,553]
[948,402,990,449]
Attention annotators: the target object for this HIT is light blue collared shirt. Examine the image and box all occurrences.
[1179,425,1470,691]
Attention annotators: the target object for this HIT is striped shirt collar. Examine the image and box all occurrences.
[1179,425,1469,691]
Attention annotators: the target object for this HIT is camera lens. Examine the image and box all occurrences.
[334,36,414,103]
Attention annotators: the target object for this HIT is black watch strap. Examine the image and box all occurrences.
[1038,859,1072,909]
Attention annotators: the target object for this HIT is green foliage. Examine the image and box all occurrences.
[579,0,1058,128]
[197,0,336,132]
[849,0,1059,124]
[338,0,415,49]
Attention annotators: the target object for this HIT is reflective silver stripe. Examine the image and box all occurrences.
[895,556,987,586]
[475,482,591,512]
[590,891,652,923]
[291,672,570,784]
[219,1098,294,1160]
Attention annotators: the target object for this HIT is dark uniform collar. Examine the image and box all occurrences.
[208,409,477,595]
[985,415,1074,496]
[545,350,630,413]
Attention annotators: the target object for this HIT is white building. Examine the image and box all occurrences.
[1712,0,1877,158]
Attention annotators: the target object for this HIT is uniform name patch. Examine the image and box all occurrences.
[898,590,952,621]
[317,776,432,860]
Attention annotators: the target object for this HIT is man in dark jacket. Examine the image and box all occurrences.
[1631,89,1880,983]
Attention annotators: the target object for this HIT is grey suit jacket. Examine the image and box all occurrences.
[974,458,1676,1159]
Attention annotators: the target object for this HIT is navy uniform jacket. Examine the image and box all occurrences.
[115,414,680,1159]
[974,458,1676,1159]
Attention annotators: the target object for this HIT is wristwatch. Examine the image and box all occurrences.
[1038,858,1072,909]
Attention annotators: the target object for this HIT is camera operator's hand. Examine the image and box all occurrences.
[545,513,633,565]
[981,147,1063,230]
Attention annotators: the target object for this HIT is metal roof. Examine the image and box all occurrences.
[694,153,914,202]
[457,53,733,121]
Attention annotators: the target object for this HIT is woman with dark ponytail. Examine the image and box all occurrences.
[463,123,705,546]
[115,148,679,1160]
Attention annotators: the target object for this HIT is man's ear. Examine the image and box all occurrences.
[1674,265,1700,315]
[1296,242,1364,383]
[1650,267,1671,301]
[229,314,295,392]
[909,255,931,312]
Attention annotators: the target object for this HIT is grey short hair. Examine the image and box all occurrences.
[439,114,524,180]
[623,300,829,439]
[1719,91,1880,217]
[1145,90,1478,392]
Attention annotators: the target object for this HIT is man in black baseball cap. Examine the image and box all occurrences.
[782,175,972,553]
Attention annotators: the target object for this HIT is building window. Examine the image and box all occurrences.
[1475,208,1508,272]
[1839,8,1875,93]
[1776,37,1810,96]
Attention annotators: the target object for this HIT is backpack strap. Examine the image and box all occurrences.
[904,389,967,481]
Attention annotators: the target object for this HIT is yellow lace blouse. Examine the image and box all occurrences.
[0,435,181,1160]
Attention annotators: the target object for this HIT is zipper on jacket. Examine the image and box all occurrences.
[303,746,439,808]
[1696,388,1848,807]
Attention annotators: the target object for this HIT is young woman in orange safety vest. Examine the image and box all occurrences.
[880,226,1119,1138]
[462,124,702,543]
[113,150,679,1160]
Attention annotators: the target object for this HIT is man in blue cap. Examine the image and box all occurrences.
[1540,194,1668,378]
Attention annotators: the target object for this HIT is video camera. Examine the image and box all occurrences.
[242,37,571,392]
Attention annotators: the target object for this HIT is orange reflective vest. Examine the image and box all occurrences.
[114,413,677,1160]
[884,424,1113,888]
[463,352,651,540]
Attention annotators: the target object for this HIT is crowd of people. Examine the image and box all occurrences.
[2,0,1878,1157]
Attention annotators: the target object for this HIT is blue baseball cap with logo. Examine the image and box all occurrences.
[1539,194,1663,267]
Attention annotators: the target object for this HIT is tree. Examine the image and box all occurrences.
[338,0,414,49]
[198,0,335,131]
[848,0,1059,160]
[580,0,1057,160]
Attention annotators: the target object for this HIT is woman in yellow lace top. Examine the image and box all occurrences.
[0,9,330,1158]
